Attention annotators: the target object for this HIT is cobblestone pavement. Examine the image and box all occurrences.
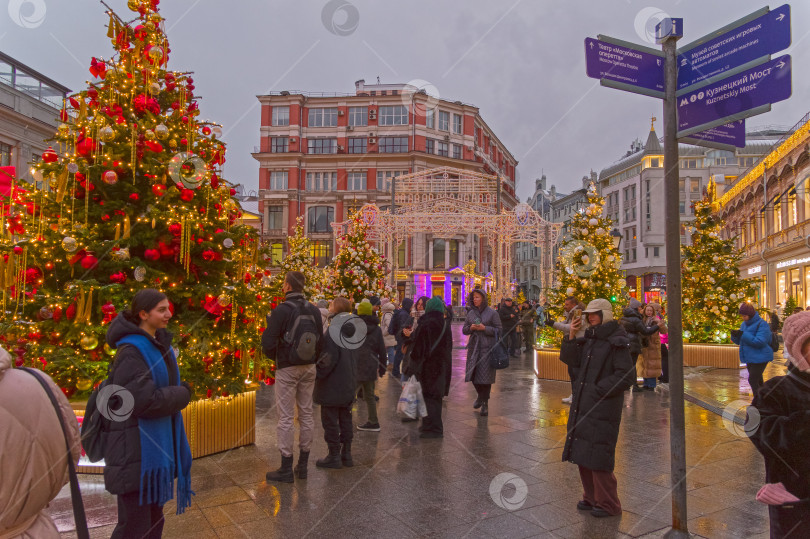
[52,325,781,538]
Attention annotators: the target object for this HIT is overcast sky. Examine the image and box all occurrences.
[3,0,808,201]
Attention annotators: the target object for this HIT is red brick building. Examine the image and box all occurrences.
[253,79,518,276]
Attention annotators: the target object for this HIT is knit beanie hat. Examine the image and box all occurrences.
[369,296,381,307]
[739,303,756,318]
[425,296,445,314]
[357,299,373,316]
[782,311,810,372]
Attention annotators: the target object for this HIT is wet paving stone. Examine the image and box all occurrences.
[53,323,777,538]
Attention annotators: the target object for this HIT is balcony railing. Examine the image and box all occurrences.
[741,221,810,258]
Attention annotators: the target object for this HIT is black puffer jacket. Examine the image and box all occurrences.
[620,308,659,357]
[314,314,359,407]
[103,314,191,495]
[408,311,453,397]
[560,320,634,471]
[498,303,519,330]
[748,366,810,538]
[357,315,386,382]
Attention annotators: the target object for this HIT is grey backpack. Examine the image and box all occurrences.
[283,299,320,365]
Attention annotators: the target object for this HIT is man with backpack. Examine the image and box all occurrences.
[262,271,324,483]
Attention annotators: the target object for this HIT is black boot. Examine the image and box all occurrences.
[473,396,483,409]
[294,450,309,479]
[266,454,294,483]
[316,444,343,469]
[480,401,489,417]
[341,442,354,467]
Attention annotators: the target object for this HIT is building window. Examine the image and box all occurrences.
[453,113,462,134]
[308,138,337,154]
[0,143,11,167]
[437,141,449,157]
[681,158,701,168]
[348,137,367,154]
[426,108,435,129]
[308,206,334,234]
[679,201,685,215]
[774,200,782,233]
[308,107,338,127]
[438,111,449,131]
[311,240,333,267]
[690,180,700,194]
[347,172,366,191]
[378,105,408,126]
[653,247,660,257]
[649,157,661,167]
[305,171,336,192]
[788,192,797,227]
[272,106,289,126]
[377,170,408,192]
[425,139,435,155]
[267,206,284,230]
[270,137,289,153]
[270,171,288,190]
[452,144,462,159]
[397,240,406,267]
[348,107,367,127]
[449,240,459,268]
[433,239,445,269]
[378,136,408,153]
[270,242,283,265]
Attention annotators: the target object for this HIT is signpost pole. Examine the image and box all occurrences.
[661,30,689,538]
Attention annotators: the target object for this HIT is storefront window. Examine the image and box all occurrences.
[777,271,787,306]
[774,201,782,233]
[791,268,802,307]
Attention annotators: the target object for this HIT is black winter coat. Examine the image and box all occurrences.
[748,367,810,538]
[103,314,191,495]
[357,315,386,382]
[408,311,453,398]
[560,320,634,472]
[620,308,659,357]
[498,303,519,330]
[261,292,324,370]
[314,316,359,406]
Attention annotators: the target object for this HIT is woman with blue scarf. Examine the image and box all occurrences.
[104,289,193,538]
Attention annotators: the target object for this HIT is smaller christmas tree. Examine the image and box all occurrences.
[324,210,391,303]
[681,182,757,343]
[270,218,323,299]
[539,183,626,346]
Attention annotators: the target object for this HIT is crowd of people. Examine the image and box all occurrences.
[4,270,810,537]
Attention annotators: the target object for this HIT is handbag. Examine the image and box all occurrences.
[21,368,89,539]
[489,328,510,370]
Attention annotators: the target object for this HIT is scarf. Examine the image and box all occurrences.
[117,334,193,513]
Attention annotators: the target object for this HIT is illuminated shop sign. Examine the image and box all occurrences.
[776,257,810,269]
[747,266,762,275]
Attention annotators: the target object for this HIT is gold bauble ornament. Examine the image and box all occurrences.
[127,0,142,11]
[217,293,231,306]
[148,82,161,95]
[57,123,70,136]
[155,125,169,139]
[169,139,178,149]
[98,126,115,142]
[76,378,93,391]
[144,21,155,31]
[144,129,156,141]
[80,335,99,350]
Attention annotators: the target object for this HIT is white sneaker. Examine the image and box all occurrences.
[562,395,573,404]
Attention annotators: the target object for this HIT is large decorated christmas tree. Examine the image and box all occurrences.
[1,0,275,398]
[268,218,324,300]
[324,210,391,303]
[539,183,626,346]
[682,182,757,343]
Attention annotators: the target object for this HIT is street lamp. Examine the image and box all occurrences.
[611,228,622,249]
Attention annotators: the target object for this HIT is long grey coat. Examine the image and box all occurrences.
[463,293,502,385]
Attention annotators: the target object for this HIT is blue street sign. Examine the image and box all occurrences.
[585,37,664,96]
[678,4,791,90]
[656,18,684,41]
[677,55,791,136]
[682,120,746,151]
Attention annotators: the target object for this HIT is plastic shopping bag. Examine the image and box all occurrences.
[397,376,427,419]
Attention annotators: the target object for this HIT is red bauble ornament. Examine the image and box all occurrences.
[110,271,127,284]
[143,249,160,261]
[42,147,59,163]
[87,88,98,100]
[202,249,216,261]
[210,174,219,189]
[129,193,140,201]
[180,189,194,202]
[80,255,98,270]
[76,137,96,158]
[152,184,166,197]
[168,222,182,236]
[25,267,42,283]
[133,94,160,116]
[53,306,63,322]
[13,246,23,255]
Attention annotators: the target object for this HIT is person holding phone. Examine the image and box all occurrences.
[544,296,587,404]
[462,289,502,417]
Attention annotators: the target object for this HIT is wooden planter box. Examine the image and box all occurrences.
[683,343,742,369]
[533,348,570,382]
[71,390,257,474]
